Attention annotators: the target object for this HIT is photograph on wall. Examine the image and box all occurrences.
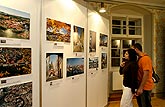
[99,33,108,47]
[101,53,107,69]
[0,82,32,107]
[46,53,63,82]
[67,58,84,77]
[73,25,84,52]
[0,5,30,39]
[89,30,96,52]
[0,47,31,78]
[46,18,71,42]
[89,57,98,69]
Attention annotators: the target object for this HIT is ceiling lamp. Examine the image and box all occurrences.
[99,2,106,13]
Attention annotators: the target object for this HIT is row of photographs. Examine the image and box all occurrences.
[47,18,108,52]
[0,6,108,53]
[0,47,107,82]
[46,53,107,82]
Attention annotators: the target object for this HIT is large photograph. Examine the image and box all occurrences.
[0,47,31,78]
[0,5,30,39]
[73,26,84,52]
[100,33,108,47]
[0,82,32,107]
[89,57,98,69]
[46,18,71,42]
[89,30,96,52]
[46,53,63,82]
[67,58,84,77]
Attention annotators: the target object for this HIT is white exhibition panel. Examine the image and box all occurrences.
[97,15,109,107]
[0,0,109,107]
[87,10,109,107]
[0,0,41,107]
[41,0,87,107]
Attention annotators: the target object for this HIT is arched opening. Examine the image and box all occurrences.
[108,4,155,98]
[110,4,152,56]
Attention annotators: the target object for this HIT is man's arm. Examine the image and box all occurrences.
[135,70,149,96]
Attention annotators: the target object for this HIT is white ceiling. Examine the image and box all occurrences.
[113,0,165,7]
[84,0,165,7]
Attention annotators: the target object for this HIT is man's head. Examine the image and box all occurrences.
[132,43,142,51]
[132,43,142,55]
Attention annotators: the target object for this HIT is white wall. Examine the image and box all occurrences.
[0,1,109,107]
[87,10,109,107]
[41,0,87,107]
[0,0,41,107]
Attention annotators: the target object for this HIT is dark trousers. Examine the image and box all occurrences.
[136,90,152,107]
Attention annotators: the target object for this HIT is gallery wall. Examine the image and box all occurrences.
[41,0,109,107]
[0,0,41,107]
[41,0,87,107]
[87,10,109,107]
[0,0,109,107]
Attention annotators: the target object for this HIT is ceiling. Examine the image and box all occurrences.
[81,0,165,18]
[84,0,165,7]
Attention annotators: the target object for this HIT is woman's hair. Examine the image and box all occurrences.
[127,48,137,61]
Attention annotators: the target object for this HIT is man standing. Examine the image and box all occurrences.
[132,43,154,107]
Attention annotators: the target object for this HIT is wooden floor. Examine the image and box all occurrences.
[108,93,165,107]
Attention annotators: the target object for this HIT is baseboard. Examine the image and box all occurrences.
[108,92,155,101]
[108,93,122,101]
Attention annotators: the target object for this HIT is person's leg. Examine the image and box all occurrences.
[136,90,152,107]
[120,87,134,107]
[143,90,152,107]
[136,95,142,107]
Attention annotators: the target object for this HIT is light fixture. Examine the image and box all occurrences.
[99,2,106,13]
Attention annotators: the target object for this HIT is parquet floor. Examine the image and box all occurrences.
[108,94,165,107]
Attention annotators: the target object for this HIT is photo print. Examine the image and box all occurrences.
[46,18,71,42]
[101,53,107,69]
[89,57,98,69]
[46,53,63,82]
[0,5,30,39]
[67,58,84,77]
[73,25,84,52]
[0,82,32,107]
[89,30,96,52]
[0,47,31,78]
[100,33,108,47]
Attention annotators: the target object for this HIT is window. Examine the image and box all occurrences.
[110,15,142,68]
[111,39,138,67]
[128,18,141,35]
[112,16,126,35]
[112,16,142,37]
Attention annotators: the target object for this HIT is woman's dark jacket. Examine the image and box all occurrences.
[119,61,138,94]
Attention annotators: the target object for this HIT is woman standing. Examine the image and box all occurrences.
[119,48,138,107]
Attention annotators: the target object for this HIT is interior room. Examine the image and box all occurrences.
[0,0,164,107]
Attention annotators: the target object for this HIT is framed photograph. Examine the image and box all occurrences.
[0,47,31,78]
[66,58,84,77]
[89,30,96,52]
[0,82,32,107]
[101,53,107,69]
[89,57,98,69]
[100,33,108,47]
[73,26,84,52]
[0,5,30,39]
[46,18,71,42]
[46,53,63,82]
